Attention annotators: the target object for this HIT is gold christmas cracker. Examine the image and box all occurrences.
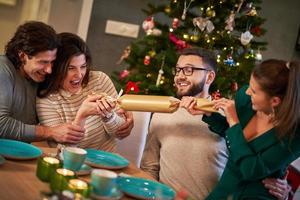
[100,93,217,113]
[118,95,180,113]
[194,98,217,112]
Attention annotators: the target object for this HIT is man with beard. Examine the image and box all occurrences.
[140,48,291,200]
[141,48,228,199]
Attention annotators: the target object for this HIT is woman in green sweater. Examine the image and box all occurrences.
[181,59,300,199]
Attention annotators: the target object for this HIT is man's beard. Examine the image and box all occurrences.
[176,79,205,98]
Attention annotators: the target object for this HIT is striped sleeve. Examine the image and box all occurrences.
[36,97,64,127]
[92,71,117,98]
[90,71,125,135]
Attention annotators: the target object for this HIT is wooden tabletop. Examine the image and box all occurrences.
[0,147,155,200]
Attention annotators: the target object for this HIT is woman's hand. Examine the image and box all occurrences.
[213,98,239,127]
[74,94,111,126]
[115,109,134,139]
[263,177,291,200]
[95,96,117,119]
[180,96,211,116]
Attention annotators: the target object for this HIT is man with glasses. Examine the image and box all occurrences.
[141,48,290,200]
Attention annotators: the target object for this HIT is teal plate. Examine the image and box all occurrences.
[91,188,123,200]
[117,176,176,200]
[85,149,129,170]
[0,139,42,160]
[0,155,5,165]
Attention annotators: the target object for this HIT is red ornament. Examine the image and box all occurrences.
[172,18,179,29]
[125,81,140,94]
[250,26,262,36]
[119,69,129,80]
[169,33,191,50]
[212,90,221,100]
[142,16,155,32]
[144,55,151,65]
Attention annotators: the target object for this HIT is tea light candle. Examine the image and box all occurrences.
[50,168,76,192]
[36,157,60,182]
[68,179,90,197]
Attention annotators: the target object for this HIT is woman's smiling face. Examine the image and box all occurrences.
[62,54,87,94]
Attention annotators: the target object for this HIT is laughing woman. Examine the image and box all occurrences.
[181,59,300,199]
[37,33,132,152]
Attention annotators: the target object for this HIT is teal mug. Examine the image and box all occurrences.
[63,147,87,171]
[91,169,118,196]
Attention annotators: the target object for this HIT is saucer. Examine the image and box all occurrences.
[75,164,92,176]
[91,189,123,200]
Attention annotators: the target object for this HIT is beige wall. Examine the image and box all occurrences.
[0,0,23,53]
[47,0,82,34]
[0,0,92,54]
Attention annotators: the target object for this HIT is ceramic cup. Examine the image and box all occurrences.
[91,169,118,197]
[63,147,87,171]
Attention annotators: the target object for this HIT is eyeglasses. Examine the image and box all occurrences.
[174,67,209,76]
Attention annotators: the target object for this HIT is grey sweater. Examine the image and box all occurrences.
[0,55,37,141]
[141,108,228,200]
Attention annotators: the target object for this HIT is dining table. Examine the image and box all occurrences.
[0,146,156,200]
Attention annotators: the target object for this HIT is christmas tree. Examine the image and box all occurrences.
[112,0,267,98]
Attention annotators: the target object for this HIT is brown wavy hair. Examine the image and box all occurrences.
[38,32,91,97]
[252,59,300,139]
[5,21,59,69]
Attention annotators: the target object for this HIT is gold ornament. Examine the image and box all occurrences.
[190,35,199,42]
[183,33,190,41]
[206,8,216,17]
[247,7,257,16]
[165,6,171,14]
[149,50,156,57]
[146,73,152,78]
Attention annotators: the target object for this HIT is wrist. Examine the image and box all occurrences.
[36,125,52,140]
[74,112,86,126]
[229,120,238,127]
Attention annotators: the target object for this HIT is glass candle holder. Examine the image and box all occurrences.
[36,157,61,182]
[50,168,76,192]
[68,179,90,197]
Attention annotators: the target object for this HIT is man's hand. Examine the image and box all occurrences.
[263,177,291,200]
[115,109,134,139]
[40,123,85,144]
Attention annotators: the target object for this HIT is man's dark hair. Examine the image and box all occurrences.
[5,21,59,69]
[179,48,217,72]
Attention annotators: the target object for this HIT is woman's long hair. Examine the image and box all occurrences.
[252,59,300,139]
